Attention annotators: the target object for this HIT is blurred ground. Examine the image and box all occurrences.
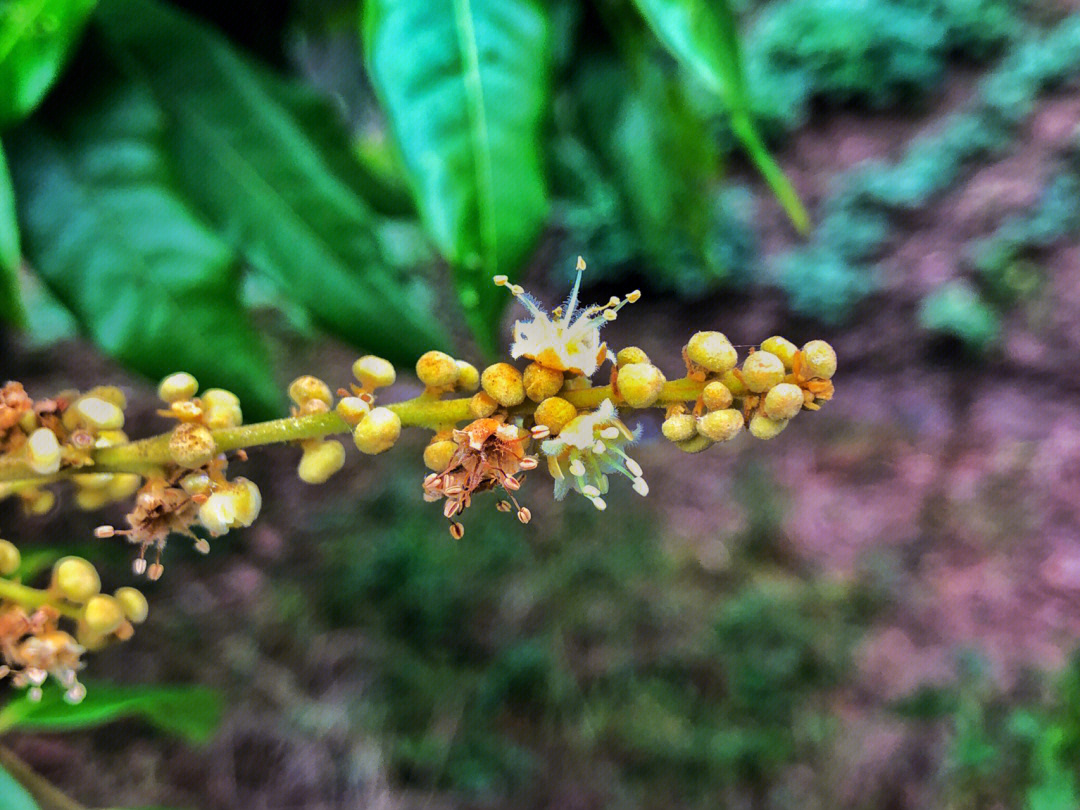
[3,79,1080,810]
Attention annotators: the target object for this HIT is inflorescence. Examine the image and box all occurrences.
[0,257,836,700]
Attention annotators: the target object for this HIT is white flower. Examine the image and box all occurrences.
[540,399,648,509]
[495,257,640,378]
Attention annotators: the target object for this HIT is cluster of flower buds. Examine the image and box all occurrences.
[0,539,146,703]
[0,382,138,514]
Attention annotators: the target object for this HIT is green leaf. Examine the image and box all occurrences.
[630,0,809,232]
[0,682,223,745]
[0,140,25,326]
[5,48,281,415]
[96,0,451,364]
[0,764,40,810]
[0,0,97,126]
[363,0,550,351]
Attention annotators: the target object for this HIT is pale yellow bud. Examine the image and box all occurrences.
[0,539,21,576]
[23,488,55,516]
[748,413,789,440]
[469,391,499,418]
[75,486,114,511]
[801,340,837,380]
[675,434,714,453]
[180,471,212,495]
[86,386,127,409]
[697,409,744,442]
[416,351,459,388]
[114,587,149,624]
[522,362,564,402]
[27,427,61,475]
[763,383,804,420]
[352,355,396,389]
[298,440,347,484]
[83,594,124,635]
[74,397,124,430]
[534,396,577,436]
[352,407,401,454]
[454,361,480,392]
[107,474,142,501]
[661,414,697,442]
[616,346,650,367]
[202,389,243,429]
[741,351,785,393]
[720,369,748,397]
[702,381,733,411]
[761,336,799,370]
[336,396,371,425]
[617,363,666,408]
[686,331,738,373]
[53,557,100,603]
[168,423,216,469]
[481,363,525,407]
[198,491,236,536]
[231,478,262,527]
[158,372,198,403]
[423,439,457,472]
[288,375,333,407]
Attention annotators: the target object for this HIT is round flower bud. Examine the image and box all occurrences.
[0,539,21,576]
[661,413,697,442]
[158,372,198,403]
[534,396,577,436]
[675,434,713,453]
[702,381,733,411]
[180,472,212,495]
[23,489,55,516]
[416,351,459,388]
[686,331,738,373]
[481,363,525,407]
[801,340,837,380]
[202,389,243,429]
[108,473,142,502]
[523,362,564,402]
[616,346,650,367]
[352,355,396,389]
[298,440,347,484]
[741,351,785,393]
[423,439,457,472]
[763,383,804,420]
[27,427,61,475]
[469,392,499,418]
[199,491,236,536]
[748,413,789,440]
[83,594,124,635]
[87,386,127,410]
[288,375,333,407]
[761,336,798,370]
[169,423,216,469]
[114,587,149,624]
[697,409,744,443]
[53,557,100,603]
[617,363,665,408]
[75,486,113,511]
[336,396,370,426]
[720,369,748,397]
[353,407,401,454]
[231,478,262,527]
[75,397,125,430]
[561,375,589,392]
[454,360,480,392]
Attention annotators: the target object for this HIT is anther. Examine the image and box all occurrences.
[530,425,550,440]
[449,521,465,540]
[147,562,164,581]
[496,500,512,512]
[94,525,116,539]
[493,275,509,286]
[517,507,532,524]
[519,457,538,470]
[569,459,586,477]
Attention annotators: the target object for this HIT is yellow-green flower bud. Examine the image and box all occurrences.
[27,427,61,475]
[83,594,124,635]
[158,372,198,403]
[352,355,396,389]
[763,383,804,420]
[616,346,650,367]
[801,340,837,380]
[201,389,243,429]
[114,587,149,624]
[534,396,577,436]
[75,486,114,511]
[617,363,666,408]
[761,336,798,370]
[523,362,564,402]
[748,413,789,440]
[697,409,744,442]
[199,492,233,535]
[23,489,55,516]
[75,397,125,430]
[201,388,240,410]
[232,478,261,527]
[469,391,499,418]
[702,381,733,411]
[180,471,212,495]
[741,351,785,393]
[661,413,697,442]
[720,369,748,397]
[686,331,738,373]
[423,439,457,472]
[53,557,100,603]
[481,363,525,407]
[336,396,370,426]
[352,407,401,454]
[416,351,459,388]
[297,440,347,484]
[675,434,713,453]
[454,361,480,392]
[168,423,216,469]
[0,539,21,576]
[288,375,333,407]
[108,474,142,502]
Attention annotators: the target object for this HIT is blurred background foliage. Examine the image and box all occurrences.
[4,0,1080,808]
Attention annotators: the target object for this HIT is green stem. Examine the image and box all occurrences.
[0,377,706,484]
[0,744,87,810]
[0,579,80,619]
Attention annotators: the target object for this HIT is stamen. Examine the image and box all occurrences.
[531,425,550,440]
[581,484,601,498]
[449,521,465,539]
[517,507,532,524]
[520,456,538,470]
[94,525,116,539]
[632,477,649,496]
[194,538,211,554]
[592,440,606,454]
[496,500,512,512]
[133,557,147,576]
[627,290,641,302]
[493,275,509,286]
[569,459,586,477]
[600,427,620,440]
[589,496,607,511]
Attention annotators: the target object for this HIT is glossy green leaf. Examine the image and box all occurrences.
[0,0,97,126]
[0,764,40,810]
[630,0,809,232]
[0,141,25,325]
[5,53,281,415]
[363,0,550,351]
[96,0,451,363]
[0,682,223,745]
